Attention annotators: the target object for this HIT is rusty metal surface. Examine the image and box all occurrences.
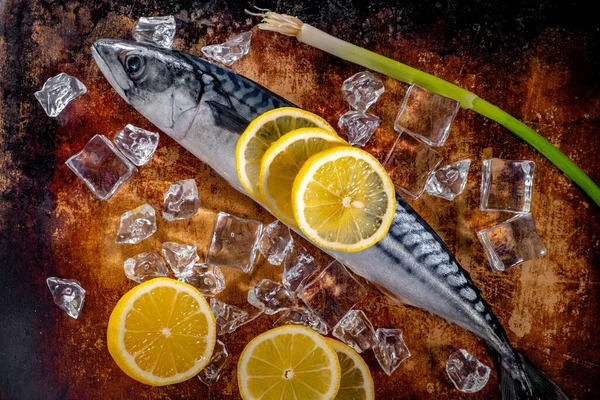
[1,1,599,399]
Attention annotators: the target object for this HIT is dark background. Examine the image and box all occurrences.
[1,0,599,399]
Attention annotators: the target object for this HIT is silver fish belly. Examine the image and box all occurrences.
[92,39,568,400]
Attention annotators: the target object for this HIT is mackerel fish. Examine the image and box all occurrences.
[92,39,567,400]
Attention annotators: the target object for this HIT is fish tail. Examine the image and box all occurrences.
[497,350,568,400]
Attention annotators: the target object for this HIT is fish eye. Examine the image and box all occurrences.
[125,54,145,80]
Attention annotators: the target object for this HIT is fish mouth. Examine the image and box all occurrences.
[91,39,132,104]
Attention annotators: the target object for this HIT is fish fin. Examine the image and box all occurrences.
[498,351,569,400]
[206,100,249,132]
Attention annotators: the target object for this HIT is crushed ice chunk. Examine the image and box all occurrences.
[161,242,199,276]
[123,252,169,283]
[425,159,471,201]
[477,213,546,271]
[274,307,328,335]
[201,31,252,66]
[248,279,297,315]
[446,349,491,393]
[132,16,176,49]
[206,212,262,273]
[162,179,201,221]
[113,124,159,166]
[300,260,368,328]
[373,328,411,376]
[210,298,250,335]
[179,263,225,297]
[35,73,87,117]
[338,111,381,147]
[198,339,229,386]
[394,84,460,147]
[66,135,137,201]
[383,132,444,199]
[115,204,157,244]
[46,277,86,319]
[258,220,294,266]
[341,71,385,112]
[283,249,319,292]
[480,158,535,213]
[332,310,377,353]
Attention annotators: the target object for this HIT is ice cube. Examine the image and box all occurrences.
[480,158,535,213]
[446,349,491,393]
[210,298,250,335]
[300,260,368,327]
[162,179,201,221]
[123,252,169,283]
[394,84,460,147]
[283,249,319,292]
[115,204,157,244]
[341,71,385,112]
[161,242,199,276]
[247,279,297,315]
[46,277,86,319]
[332,310,377,353]
[477,213,546,271]
[198,339,229,386]
[179,263,225,297]
[201,31,252,66]
[337,111,381,147]
[373,328,411,376]
[206,212,262,273]
[425,159,471,201]
[66,135,137,201]
[258,220,294,266]
[113,124,159,166]
[383,132,444,199]
[274,307,328,335]
[35,73,87,117]
[132,16,176,49]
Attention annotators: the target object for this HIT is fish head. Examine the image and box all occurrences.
[92,39,201,139]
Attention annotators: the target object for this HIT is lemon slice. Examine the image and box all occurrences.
[292,146,396,252]
[238,325,341,400]
[107,278,216,386]
[327,339,375,400]
[236,107,336,199]
[259,128,347,226]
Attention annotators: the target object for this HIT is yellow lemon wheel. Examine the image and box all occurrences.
[327,338,375,400]
[107,278,216,386]
[236,107,336,199]
[292,146,396,252]
[237,325,341,400]
[258,127,347,226]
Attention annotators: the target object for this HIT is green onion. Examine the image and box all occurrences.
[251,11,600,207]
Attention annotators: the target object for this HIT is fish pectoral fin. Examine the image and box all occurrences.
[206,100,249,132]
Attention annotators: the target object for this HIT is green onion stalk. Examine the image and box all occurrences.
[250,11,600,207]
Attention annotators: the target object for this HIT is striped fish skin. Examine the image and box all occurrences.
[92,39,567,399]
[333,196,513,358]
